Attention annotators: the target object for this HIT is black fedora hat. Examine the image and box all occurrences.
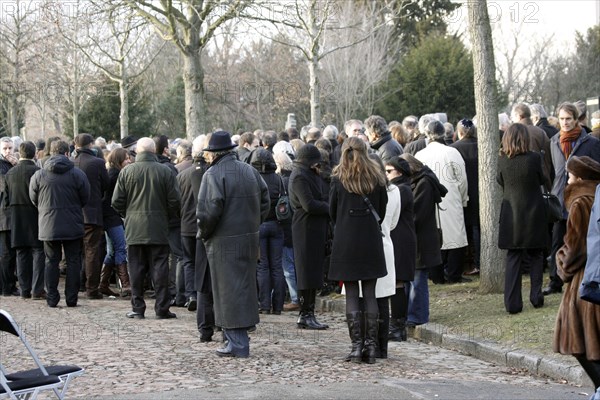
[121,135,138,148]
[203,131,237,152]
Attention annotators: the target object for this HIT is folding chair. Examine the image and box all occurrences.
[0,310,85,399]
[0,371,62,400]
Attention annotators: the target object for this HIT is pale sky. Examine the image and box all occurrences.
[449,0,599,48]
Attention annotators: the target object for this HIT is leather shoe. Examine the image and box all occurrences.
[185,297,197,312]
[156,311,177,319]
[126,311,145,319]
[297,314,329,330]
[542,286,562,296]
[463,268,480,276]
[215,348,248,358]
[283,302,300,312]
[87,291,103,300]
[200,336,213,343]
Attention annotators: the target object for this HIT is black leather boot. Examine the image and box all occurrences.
[297,289,329,330]
[388,317,407,342]
[363,313,379,364]
[345,312,363,362]
[377,316,389,359]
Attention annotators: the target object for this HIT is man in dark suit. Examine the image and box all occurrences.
[73,133,109,299]
[5,141,44,299]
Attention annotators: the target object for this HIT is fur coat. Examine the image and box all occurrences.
[553,179,600,360]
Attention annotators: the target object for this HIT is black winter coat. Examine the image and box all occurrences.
[411,166,446,268]
[197,152,270,329]
[328,178,388,281]
[102,168,124,229]
[371,134,403,163]
[73,149,108,226]
[5,160,40,247]
[536,118,559,139]
[178,158,208,237]
[157,154,180,228]
[0,158,14,231]
[404,138,427,156]
[497,152,547,249]
[390,176,417,281]
[289,162,329,290]
[450,137,479,226]
[29,155,90,241]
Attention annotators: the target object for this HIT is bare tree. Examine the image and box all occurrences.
[123,0,250,140]
[0,0,45,137]
[320,1,399,124]
[493,21,554,106]
[251,0,387,127]
[58,2,163,139]
[468,0,504,293]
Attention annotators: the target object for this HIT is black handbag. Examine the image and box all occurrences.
[542,188,562,224]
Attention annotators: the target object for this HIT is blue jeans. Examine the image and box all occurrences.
[407,269,429,325]
[257,220,285,312]
[104,225,127,265]
[282,246,298,304]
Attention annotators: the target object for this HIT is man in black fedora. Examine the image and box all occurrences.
[120,136,138,161]
[197,131,270,357]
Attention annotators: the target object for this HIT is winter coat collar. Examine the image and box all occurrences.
[564,179,600,210]
[135,152,159,162]
[370,133,392,150]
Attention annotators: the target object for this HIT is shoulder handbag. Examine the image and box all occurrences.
[275,176,292,222]
[363,196,384,237]
[541,186,562,224]
[435,204,443,245]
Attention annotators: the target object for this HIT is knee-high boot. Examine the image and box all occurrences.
[377,315,389,359]
[363,313,379,364]
[116,263,131,297]
[389,289,408,341]
[99,264,118,296]
[345,312,363,363]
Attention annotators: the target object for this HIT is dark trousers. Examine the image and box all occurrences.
[549,219,567,289]
[0,231,16,295]
[16,245,45,296]
[181,235,198,299]
[504,249,544,313]
[82,224,103,294]
[168,226,185,304]
[195,238,214,339]
[257,221,285,312]
[128,244,171,316]
[44,239,82,307]
[466,224,481,268]
[442,247,467,283]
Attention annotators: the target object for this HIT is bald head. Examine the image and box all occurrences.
[137,137,156,154]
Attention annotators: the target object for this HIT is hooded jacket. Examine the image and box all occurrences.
[29,155,90,241]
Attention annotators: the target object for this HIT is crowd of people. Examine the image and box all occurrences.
[0,102,599,395]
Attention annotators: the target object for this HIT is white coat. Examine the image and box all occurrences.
[352,184,401,299]
[415,142,469,249]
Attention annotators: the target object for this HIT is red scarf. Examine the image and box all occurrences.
[560,125,582,159]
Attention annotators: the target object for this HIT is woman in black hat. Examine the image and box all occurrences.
[288,143,330,330]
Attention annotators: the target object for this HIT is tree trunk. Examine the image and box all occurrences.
[308,57,321,127]
[468,1,504,293]
[182,51,205,140]
[119,62,129,140]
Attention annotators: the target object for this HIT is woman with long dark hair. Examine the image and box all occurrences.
[99,147,131,297]
[328,137,388,364]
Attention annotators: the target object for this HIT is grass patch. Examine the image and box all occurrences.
[428,272,563,356]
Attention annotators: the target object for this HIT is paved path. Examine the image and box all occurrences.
[0,295,592,399]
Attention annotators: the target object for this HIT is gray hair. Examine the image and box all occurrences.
[364,115,388,138]
[0,137,14,145]
[137,137,156,153]
[191,135,206,157]
[418,114,436,135]
[529,104,548,119]
[322,125,338,140]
